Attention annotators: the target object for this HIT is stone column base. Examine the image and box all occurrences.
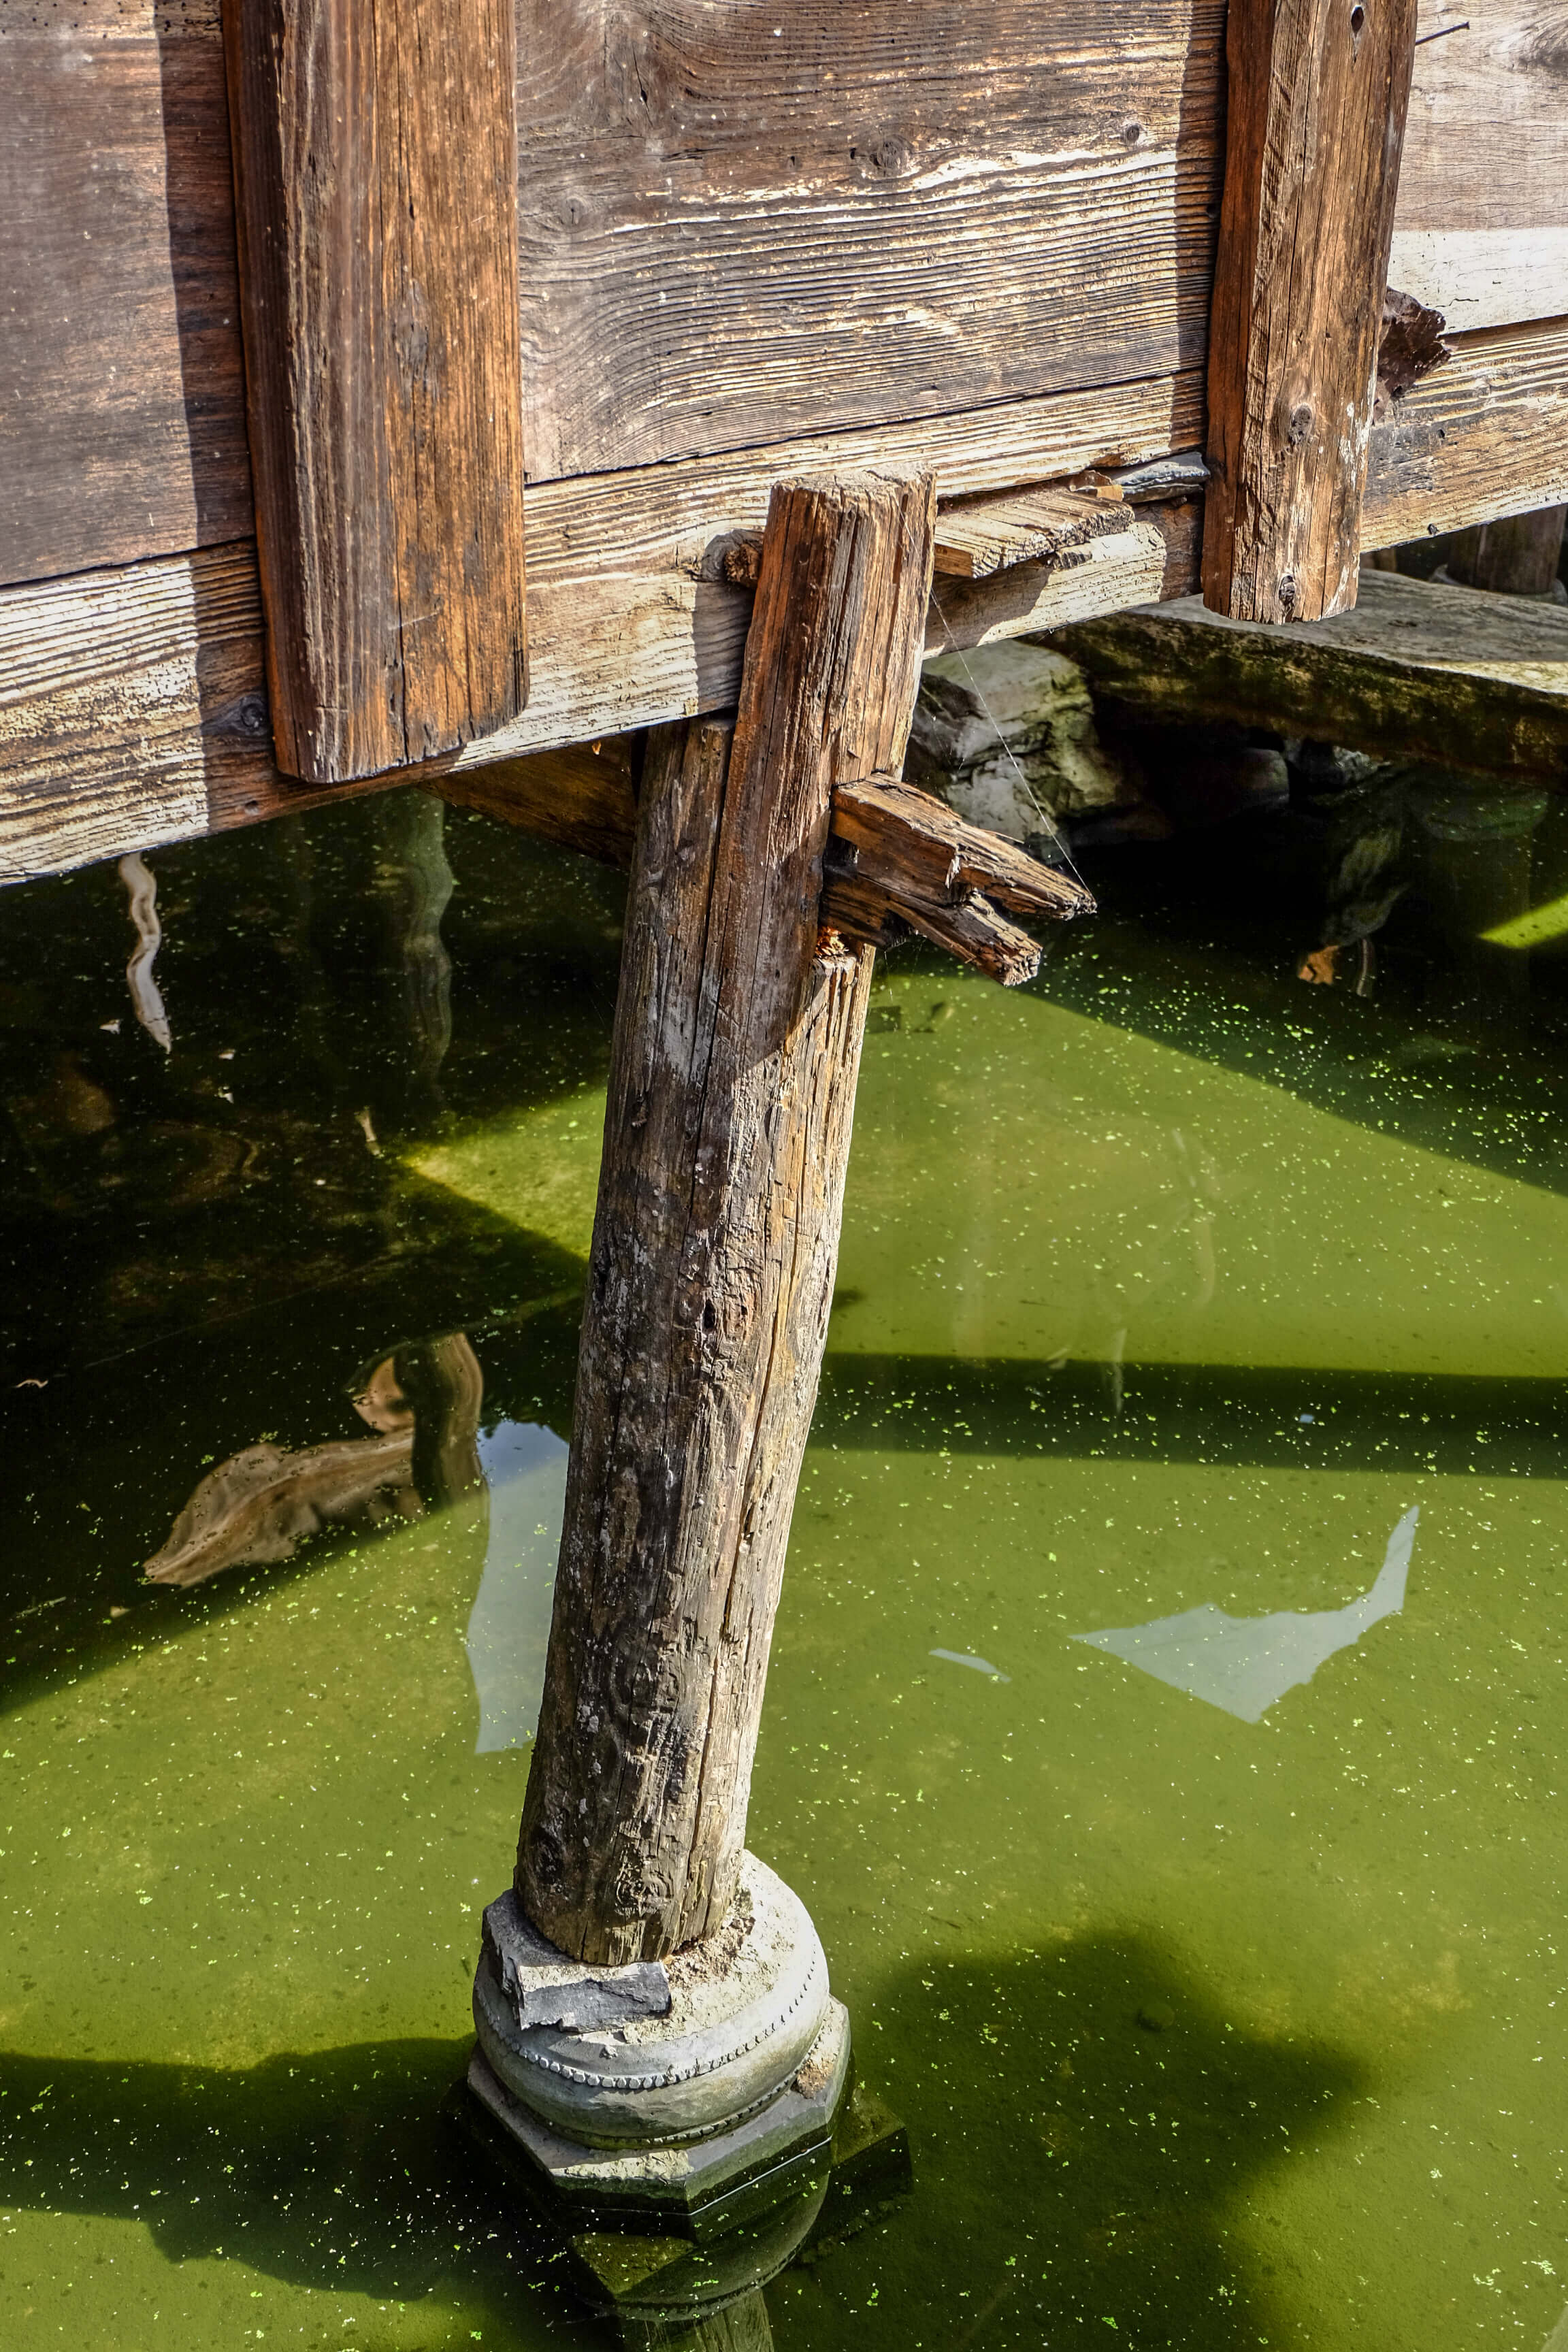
[468,1994,847,2238]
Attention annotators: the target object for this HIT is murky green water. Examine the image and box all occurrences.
[1,781,1563,2348]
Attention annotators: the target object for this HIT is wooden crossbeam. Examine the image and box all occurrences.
[223,0,528,783]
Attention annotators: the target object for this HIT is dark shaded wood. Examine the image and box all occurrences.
[1060,568,1568,781]
[223,0,527,782]
[1446,503,1567,594]
[0,3,254,589]
[1377,288,1453,416]
[1203,0,1420,621]
[515,470,934,1963]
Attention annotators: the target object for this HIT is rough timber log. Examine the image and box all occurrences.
[223,0,527,783]
[1203,0,1420,621]
[514,470,935,1963]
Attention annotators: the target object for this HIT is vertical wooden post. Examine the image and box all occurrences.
[1203,0,1419,622]
[1447,506,1568,598]
[514,470,935,1966]
[223,0,527,784]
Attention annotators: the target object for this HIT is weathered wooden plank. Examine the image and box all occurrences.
[1203,0,1420,623]
[6,318,1568,883]
[223,0,527,783]
[1058,568,1568,781]
[3,0,1565,604]
[517,472,935,1963]
[1389,228,1568,338]
[932,487,1131,580]
[515,1,1224,479]
[1365,316,1568,545]
[1399,1,1568,240]
[0,2,252,587]
[928,506,1201,653]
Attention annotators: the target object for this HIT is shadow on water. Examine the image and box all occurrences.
[775,1931,1365,2350]
[0,2036,608,2346]
[0,1933,1365,2352]
[817,1351,1568,1480]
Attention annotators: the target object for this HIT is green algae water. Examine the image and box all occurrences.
[0,787,1564,2348]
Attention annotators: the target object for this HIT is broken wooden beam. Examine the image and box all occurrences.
[1058,568,1568,782]
[1203,0,1420,621]
[823,772,1093,984]
[434,749,1089,986]
[223,0,527,783]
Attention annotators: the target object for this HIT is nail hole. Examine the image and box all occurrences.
[1350,3,1366,30]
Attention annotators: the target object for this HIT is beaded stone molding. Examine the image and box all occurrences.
[472,1850,831,2147]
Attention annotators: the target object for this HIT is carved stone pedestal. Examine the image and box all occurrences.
[470,1852,849,2236]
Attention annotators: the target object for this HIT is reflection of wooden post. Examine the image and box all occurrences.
[395,1331,483,1512]
[516,471,934,1965]
[1203,0,1418,621]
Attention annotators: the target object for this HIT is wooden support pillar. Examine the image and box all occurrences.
[223,0,527,784]
[1447,506,1568,598]
[514,470,935,1965]
[1203,0,1420,622]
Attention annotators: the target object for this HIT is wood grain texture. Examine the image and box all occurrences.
[3,0,1567,602]
[8,316,1568,884]
[515,470,934,1963]
[515,0,1224,479]
[1059,568,1568,779]
[1203,0,1420,621]
[932,487,1132,580]
[826,772,1093,983]
[1399,0,1568,238]
[223,0,527,781]
[0,1,252,587]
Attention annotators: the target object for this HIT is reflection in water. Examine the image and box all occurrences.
[142,1431,419,1587]
[930,1647,1010,1682]
[117,851,172,1052]
[1073,1505,1418,1721]
[144,1330,486,1588]
[464,1420,568,1752]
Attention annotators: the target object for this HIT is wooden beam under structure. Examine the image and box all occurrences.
[5,313,1568,889]
[222,0,528,783]
[1203,0,1420,621]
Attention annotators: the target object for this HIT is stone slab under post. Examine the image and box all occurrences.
[466,468,934,2249]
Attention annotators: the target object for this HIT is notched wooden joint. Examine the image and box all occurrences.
[821,772,1094,987]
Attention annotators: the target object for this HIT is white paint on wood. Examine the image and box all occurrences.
[1390,227,1568,335]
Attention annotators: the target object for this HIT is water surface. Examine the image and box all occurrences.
[0,785,1563,2348]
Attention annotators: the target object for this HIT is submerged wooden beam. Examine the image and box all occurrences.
[515,470,934,1965]
[1203,0,1420,621]
[223,0,527,783]
[1058,568,1568,781]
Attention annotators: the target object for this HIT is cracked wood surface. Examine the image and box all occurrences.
[4,1,1563,597]
[514,470,934,1963]
[223,0,527,781]
[1202,0,1420,622]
